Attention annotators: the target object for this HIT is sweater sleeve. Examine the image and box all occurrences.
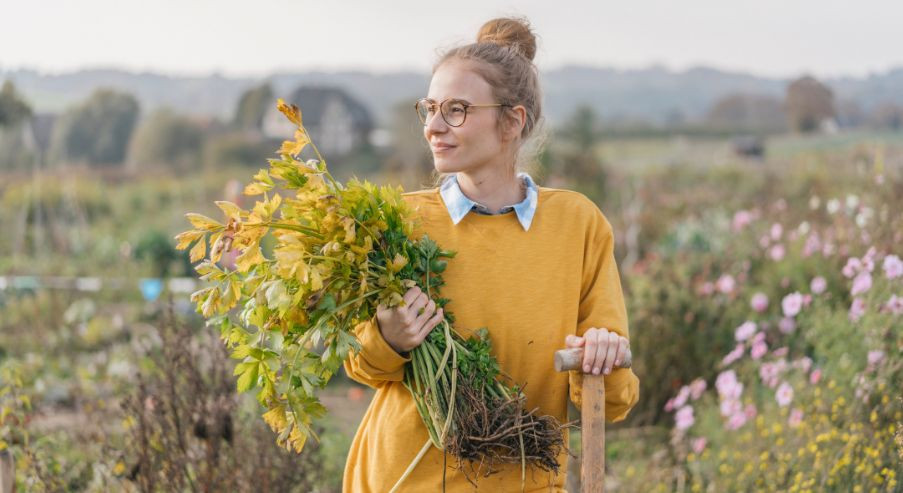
[343,314,412,389]
[568,206,640,423]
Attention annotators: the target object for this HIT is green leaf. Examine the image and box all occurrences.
[236,362,259,392]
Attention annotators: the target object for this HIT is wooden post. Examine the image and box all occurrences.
[0,449,14,493]
[554,347,632,493]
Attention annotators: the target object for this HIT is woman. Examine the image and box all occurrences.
[343,17,640,492]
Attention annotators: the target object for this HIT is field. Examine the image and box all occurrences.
[1,130,902,491]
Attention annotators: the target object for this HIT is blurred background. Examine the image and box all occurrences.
[1,1,901,491]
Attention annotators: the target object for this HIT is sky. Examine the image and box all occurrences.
[1,0,900,79]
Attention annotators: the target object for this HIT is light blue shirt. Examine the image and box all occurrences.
[438,172,538,231]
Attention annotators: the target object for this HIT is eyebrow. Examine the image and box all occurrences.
[423,97,472,105]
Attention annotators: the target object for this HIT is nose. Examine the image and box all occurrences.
[423,109,449,139]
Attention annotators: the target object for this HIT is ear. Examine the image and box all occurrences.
[502,105,527,142]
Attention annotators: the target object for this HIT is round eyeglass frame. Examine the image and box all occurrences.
[415,98,511,127]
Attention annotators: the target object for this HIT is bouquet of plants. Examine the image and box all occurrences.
[176,100,568,488]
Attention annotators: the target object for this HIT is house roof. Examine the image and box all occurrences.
[283,86,373,130]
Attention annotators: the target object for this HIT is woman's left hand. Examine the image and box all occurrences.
[564,328,629,376]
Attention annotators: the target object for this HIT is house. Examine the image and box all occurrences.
[261,86,373,157]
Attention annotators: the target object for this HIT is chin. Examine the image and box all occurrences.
[433,157,463,174]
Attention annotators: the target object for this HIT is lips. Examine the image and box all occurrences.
[431,143,456,152]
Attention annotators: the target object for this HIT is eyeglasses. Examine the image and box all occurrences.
[415,98,510,127]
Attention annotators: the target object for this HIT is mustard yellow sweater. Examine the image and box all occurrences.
[342,185,640,492]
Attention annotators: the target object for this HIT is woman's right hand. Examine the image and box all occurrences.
[376,286,444,355]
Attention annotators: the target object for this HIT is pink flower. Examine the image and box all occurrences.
[759,362,781,388]
[793,356,812,372]
[752,331,766,344]
[716,373,743,400]
[720,398,742,417]
[851,271,872,296]
[750,341,768,360]
[699,281,715,296]
[863,247,876,272]
[770,223,783,240]
[673,385,691,409]
[664,398,675,412]
[759,235,771,249]
[867,350,885,366]
[782,292,803,317]
[675,405,695,430]
[689,378,707,400]
[735,321,757,342]
[743,402,758,420]
[732,210,754,232]
[809,368,822,385]
[842,257,862,278]
[778,317,797,334]
[691,437,707,454]
[722,344,744,366]
[803,234,821,258]
[726,411,748,430]
[716,274,736,294]
[775,382,794,407]
[885,294,903,315]
[772,346,789,358]
[750,292,769,313]
[849,298,867,322]
[788,408,804,427]
[884,254,903,279]
[810,276,827,294]
[769,244,786,261]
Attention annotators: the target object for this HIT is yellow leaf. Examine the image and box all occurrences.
[389,253,408,273]
[277,98,303,127]
[174,230,204,250]
[185,213,222,231]
[235,245,265,273]
[189,237,207,262]
[289,423,308,453]
[215,200,243,219]
[262,405,288,433]
[244,182,269,196]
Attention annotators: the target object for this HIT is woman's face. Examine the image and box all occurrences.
[423,60,510,175]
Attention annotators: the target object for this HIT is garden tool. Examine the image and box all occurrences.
[554,347,633,493]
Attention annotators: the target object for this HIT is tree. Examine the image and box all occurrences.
[705,93,785,132]
[0,80,32,128]
[556,104,607,194]
[785,76,835,133]
[48,88,139,165]
[868,102,903,130]
[233,83,273,130]
[127,108,205,172]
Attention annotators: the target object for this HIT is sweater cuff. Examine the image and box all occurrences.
[355,315,412,371]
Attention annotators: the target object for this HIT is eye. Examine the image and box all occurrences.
[447,102,466,114]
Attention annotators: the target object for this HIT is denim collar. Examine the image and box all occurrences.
[438,172,538,231]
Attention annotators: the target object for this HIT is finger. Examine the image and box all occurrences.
[593,329,609,375]
[407,292,428,318]
[565,335,585,348]
[614,336,629,367]
[412,299,436,328]
[582,329,597,373]
[603,331,619,374]
[403,286,422,305]
[417,308,444,342]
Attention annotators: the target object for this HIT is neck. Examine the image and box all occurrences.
[455,166,525,213]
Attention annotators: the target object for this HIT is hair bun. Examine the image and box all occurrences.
[476,17,537,61]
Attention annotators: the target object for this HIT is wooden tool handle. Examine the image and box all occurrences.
[554,347,632,373]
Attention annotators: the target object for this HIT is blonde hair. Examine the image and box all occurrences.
[427,16,548,188]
